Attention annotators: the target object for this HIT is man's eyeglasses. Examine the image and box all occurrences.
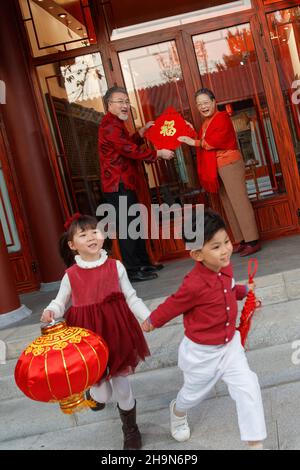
[109,100,131,106]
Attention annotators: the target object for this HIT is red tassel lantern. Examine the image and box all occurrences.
[14,320,109,414]
[237,258,261,347]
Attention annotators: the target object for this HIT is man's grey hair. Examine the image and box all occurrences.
[103,86,128,108]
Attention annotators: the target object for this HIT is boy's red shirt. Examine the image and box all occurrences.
[150,262,247,345]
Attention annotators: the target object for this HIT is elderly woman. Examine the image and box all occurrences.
[178,88,261,257]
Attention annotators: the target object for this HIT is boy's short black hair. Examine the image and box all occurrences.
[202,209,226,243]
[183,208,226,247]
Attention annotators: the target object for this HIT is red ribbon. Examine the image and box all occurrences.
[64,213,82,231]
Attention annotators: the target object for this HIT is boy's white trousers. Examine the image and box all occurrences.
[175,331,267,441]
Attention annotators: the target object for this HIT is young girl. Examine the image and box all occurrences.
[40,213,151,450]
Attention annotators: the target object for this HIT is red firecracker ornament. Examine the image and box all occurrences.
[14,320,109,414]
[237,258,261,347]
[144,106,195,150]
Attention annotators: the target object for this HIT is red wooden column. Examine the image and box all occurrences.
[0,223,20,315]
[0,1,65,283]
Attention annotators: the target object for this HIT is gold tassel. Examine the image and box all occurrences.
[60,399,93,415]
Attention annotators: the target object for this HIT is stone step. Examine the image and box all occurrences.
[1,353,300,449]
[1,295,300,374]
[1,267,299,341]
[2,337,300,416]
[1,266,300,363]
[137,298,300,373]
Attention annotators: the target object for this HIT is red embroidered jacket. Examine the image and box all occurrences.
[150,262,247,345]
[98,112,158,193]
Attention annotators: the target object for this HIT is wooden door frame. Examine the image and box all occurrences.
[0,114,40,292]
[250,0,300,222]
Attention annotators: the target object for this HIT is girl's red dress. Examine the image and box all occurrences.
[65,258,150,379]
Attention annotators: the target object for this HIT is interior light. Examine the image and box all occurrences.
[58,13,67,19]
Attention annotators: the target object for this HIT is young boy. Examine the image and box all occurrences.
[142,209,266,449]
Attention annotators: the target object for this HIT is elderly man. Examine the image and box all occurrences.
[98,86,174,282]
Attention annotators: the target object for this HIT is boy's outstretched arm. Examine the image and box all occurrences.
[147,273,198,329]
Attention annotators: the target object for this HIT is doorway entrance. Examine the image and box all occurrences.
[119,41,207,259]
[116,18,297,257]
[0,117,39,292]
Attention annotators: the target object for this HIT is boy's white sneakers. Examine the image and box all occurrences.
[169,399,191,442]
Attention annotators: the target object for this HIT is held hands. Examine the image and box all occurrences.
[177,136,196,146]
[157,149,175,160]
[138,121,155,138]
[40,309,55,323]
[141,317,155,333]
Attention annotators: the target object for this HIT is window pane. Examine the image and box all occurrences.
[18,0,95,57]
[267,7,300,173]
[0,162,21,253]
[37,53,108,213]
[119,42,204,206]
[193,24,285,200]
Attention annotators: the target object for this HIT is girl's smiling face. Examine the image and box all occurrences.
[68,227,104,261]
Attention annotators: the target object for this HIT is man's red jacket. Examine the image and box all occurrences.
[98,112,157,193]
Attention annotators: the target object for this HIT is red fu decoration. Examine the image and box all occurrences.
[237,258,261,347]
[15,320,109,414]
[144,106,195,150]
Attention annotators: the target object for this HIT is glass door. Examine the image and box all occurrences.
[118,41,207,258]
[37,52,108,214]
[267,6,300,173]
[119,41,205,206]
[192,24,285,199]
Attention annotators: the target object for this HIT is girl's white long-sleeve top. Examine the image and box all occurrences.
[44,250,150,322]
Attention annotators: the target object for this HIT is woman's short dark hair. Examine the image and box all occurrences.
[103,86,128,108]
[195,88,216,101]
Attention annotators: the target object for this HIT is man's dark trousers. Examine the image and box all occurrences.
[104,183,151,274]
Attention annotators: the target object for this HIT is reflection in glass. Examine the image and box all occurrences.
[267,7,300,173]
[37,53,108,213]
[119,42,204,207]
[0,163,21,253]
[193,24,285,199]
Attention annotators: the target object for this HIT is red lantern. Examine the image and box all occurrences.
[237,258,261,347]
[14,320,109,414]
